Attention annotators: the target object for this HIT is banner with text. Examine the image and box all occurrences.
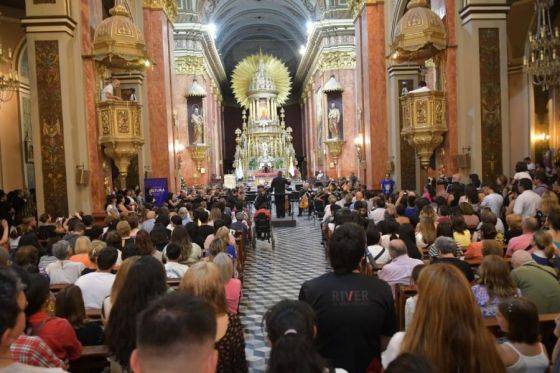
[144,178,168,207]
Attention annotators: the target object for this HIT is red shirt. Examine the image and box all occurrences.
[28,311,82,361]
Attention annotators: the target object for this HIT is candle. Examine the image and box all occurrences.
[8,48,12,59]
[555,27,559,38]
[524,56,528,66]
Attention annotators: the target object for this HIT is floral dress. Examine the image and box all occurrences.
[471,284,521,318]
[215,313,248,373]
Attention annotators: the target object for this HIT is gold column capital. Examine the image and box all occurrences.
[348,0,384,20]
[142,0,178,22]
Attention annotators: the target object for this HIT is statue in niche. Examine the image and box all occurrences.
[261,141,269,158]
[327,102,341,139]
[191,105,204,144]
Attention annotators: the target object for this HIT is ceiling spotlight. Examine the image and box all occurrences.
[299,45,306,55]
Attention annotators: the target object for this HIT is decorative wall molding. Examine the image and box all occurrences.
[35,40,68,217]
[459,4,510,25]
[21,16,77,36]
[318,51,356,71]
[142,0,178,22]
[175,55,205,75]
[174,22,226,84]
[296,19,356,93]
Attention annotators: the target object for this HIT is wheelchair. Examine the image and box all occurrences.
[252,212,274,248]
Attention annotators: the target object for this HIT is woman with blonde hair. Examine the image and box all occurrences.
[70,236,95,269]
[537,190,559,227]
[531,229,560,270]
[382,263,506,372]
[213,252,242,314]
[101,255,140,323]
[215,226,237,259]
[180,261,247,373]
[209,207,223,227]
[415,206,437,251]
[472,255,520,318]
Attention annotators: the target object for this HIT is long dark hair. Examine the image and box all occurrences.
[171,226,193,263]
[398,224,422,259]
[55,285,86,327]
[263,300,327,373]
[105,256,167,367]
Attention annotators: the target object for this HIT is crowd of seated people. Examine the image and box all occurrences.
[3,158,560,372]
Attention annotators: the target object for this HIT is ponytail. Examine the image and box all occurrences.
[545,244,556,260]
[267,333,325,373]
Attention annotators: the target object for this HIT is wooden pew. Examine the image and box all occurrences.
[167,278,181,289]
[465,257,511,268]
[69,345,109,372]
[394,284,418,331]
[49,283,69,294]
[234,232,245,282]
[86,309,102,320]
[484,313,558,355]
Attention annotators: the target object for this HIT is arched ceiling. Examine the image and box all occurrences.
[197,0,318,81]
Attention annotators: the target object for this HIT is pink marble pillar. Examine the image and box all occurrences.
[355,3,388,189]
[81,0,108,212]
[143,8,175,187]
[442,0,458,175]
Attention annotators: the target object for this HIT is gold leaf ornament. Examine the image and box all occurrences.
[231,53,292,108]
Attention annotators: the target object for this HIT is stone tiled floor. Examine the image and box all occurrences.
[239,215,329,372]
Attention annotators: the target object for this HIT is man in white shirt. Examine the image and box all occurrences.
[75,247,117,309]
[512,178,541,218]
[480,181,504,217]
[46,241,85,285]
[101,78,122,102]
[164,243,188,279]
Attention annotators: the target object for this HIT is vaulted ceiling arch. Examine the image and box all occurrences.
[194,0,318,79]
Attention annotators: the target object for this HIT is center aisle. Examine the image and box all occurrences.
[239,215,330,372]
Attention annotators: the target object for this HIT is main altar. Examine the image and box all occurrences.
[232,54,296,183]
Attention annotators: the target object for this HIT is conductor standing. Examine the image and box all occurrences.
[271,171,290,218]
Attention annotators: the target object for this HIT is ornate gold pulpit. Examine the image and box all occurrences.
[97,101,144,188]
[400,90,447,168]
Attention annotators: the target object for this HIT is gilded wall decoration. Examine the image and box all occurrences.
[175,55,205,75]
[399,79,417,191]
[479,28,502,181]
[318,51,356,71]
[142,0,178,21]
[35,40,68,217]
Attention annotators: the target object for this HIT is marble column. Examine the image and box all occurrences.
[457,1,510,181]
[143,5,176,188]
[354,0,388,189]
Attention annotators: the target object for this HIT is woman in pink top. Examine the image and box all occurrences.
[213,252,242,314]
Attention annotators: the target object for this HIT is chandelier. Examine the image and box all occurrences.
[523,0,560,91]
[0,13,19,104]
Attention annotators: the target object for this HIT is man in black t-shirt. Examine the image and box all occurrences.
[299,223,396,373]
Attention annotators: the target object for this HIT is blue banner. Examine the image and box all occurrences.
[144,178,168,207]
